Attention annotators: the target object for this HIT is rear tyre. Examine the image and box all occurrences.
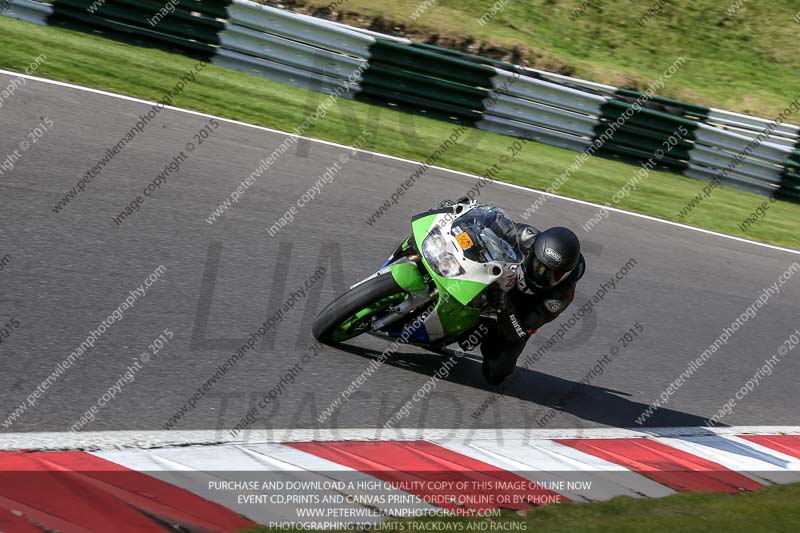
[312,273,407,345]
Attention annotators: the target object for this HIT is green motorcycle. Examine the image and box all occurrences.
[313,201,523,349]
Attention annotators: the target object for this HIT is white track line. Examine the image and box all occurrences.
[1,68,798,256]
[2,427,800,451]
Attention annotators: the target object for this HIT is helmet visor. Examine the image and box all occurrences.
[530,257,567,289]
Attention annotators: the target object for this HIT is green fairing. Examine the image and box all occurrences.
[390,262,427,291]
[436,293,481,339]
[411,212,488,311]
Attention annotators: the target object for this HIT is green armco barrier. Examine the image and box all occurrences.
[410,44,716,129]
[777,174,800,200]
[107,0,228,29]
[355,87,482,125]
[47,5,217,57]
[409,42,519,72]
[615,88,711,119]
[361,63,488,113]
[359,39,495,124]
[598,142,690,172]
[780,143,800,199]
[783,171,800,186]
[181,0,233,19]
[596,127,693,161]
[600,99,699,139]
[595,98,697,168]
[368,39,496,89]
[49,0,223,44]
[596,117,695,149]
[110,0,232,19]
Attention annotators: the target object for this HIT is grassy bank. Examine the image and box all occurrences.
[288,0,800,119]
[240,482,800,532]
[1,17,799,249]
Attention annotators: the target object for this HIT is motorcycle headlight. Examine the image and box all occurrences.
[422,229,447,259]
[436,254,463,277]
[422,228,464,278]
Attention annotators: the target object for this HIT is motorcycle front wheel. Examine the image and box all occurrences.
[312,273,408,345]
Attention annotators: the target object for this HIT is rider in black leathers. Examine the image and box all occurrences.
[451,202,585,385]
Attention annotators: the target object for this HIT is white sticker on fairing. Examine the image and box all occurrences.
[423,310,445,341]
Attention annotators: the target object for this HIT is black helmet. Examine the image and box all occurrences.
[519,227,580,291]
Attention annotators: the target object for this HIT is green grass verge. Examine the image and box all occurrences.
[1,16,799,249]
[295,0,800,119]
[239,482,800,532]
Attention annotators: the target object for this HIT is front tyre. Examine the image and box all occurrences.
[312,274,407,345]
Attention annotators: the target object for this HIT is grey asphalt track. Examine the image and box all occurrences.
[1,72,799,435]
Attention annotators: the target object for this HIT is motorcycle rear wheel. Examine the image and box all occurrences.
[312,273,407,345]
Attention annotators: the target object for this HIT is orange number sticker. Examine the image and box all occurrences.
[455,232,474,250]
